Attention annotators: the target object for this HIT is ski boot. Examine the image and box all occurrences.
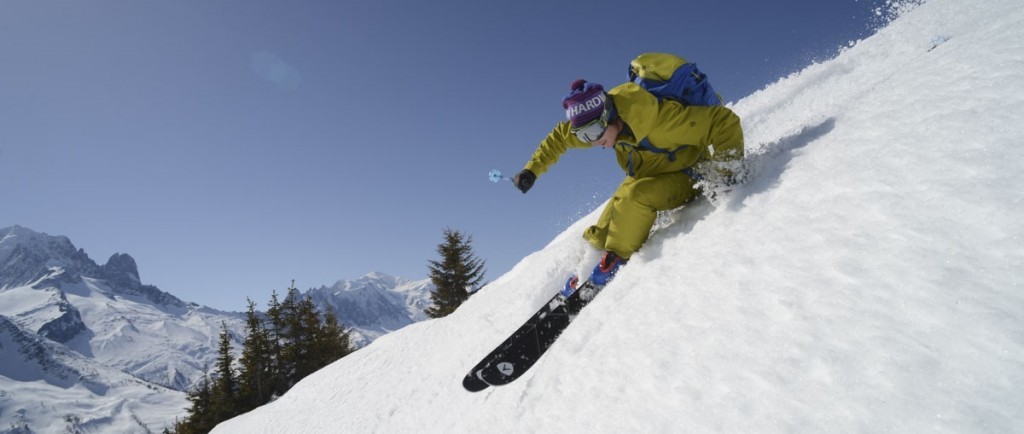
[561,275,581,298]
[589,251,626,286]
[561,251,627,301]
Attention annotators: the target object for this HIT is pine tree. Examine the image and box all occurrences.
[314,309,354,368]
[173,282,359,432]
[291,295,323,382]
[238,299,273,411]
[425,228,486,318]
[210,322,238,421]
[278,284,305,388]
[264,289,287,397]
[174,369,214,434]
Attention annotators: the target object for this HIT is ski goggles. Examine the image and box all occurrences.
[570,107,611,143]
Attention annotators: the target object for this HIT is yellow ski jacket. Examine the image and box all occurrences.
[524,83,743,179]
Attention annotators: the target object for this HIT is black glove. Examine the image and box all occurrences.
[513,169,536,194]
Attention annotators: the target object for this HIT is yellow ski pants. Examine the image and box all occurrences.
[583,171,698,259]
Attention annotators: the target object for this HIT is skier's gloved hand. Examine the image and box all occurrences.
[513,169,536,194]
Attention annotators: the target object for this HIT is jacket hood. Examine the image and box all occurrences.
[608,83,659,143]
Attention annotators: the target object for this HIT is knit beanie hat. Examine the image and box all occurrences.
[562,79,607,128]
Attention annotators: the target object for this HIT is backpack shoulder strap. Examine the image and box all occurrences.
[637,137,691,162]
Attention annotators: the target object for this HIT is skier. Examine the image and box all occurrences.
[513,78,744,291]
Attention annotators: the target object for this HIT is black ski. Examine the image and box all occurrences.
[463,280,602,392]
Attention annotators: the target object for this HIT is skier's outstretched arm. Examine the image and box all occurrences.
[518,122,592,193]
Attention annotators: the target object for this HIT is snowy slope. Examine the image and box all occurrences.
[0,315,186,433]
[215,0,1024,432]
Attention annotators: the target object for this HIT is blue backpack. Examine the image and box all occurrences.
[624,53,723,177]
[627,52,722,107]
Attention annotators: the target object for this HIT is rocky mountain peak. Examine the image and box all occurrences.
[0,226,97,288]
[101,252,141,284]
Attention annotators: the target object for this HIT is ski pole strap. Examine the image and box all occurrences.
[616,143,638,177]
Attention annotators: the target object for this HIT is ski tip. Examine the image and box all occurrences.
[462,372,490,392]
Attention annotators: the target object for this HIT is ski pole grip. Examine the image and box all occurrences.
[514,169,536,194]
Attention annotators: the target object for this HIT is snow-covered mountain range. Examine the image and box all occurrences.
[214,0,1024,432]
[0,225,434,432]
[0,225,247,431]
[306,272,434,347]
[0,225,242,390]
[0,315,186,433]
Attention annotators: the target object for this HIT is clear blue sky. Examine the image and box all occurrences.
[1,0,887,311]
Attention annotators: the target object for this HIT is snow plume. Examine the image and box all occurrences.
[215,0,1024,432]
[871,0,927,29]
